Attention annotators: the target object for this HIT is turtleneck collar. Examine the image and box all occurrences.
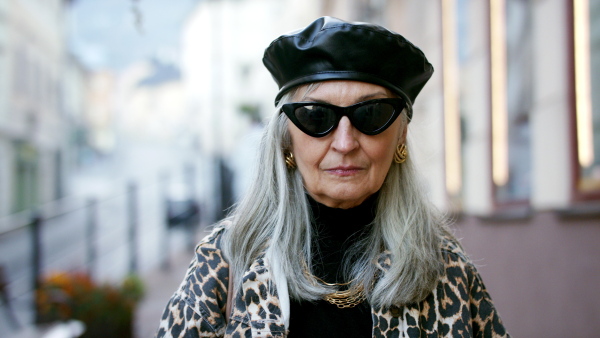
[307,193,378,283]
[307,193,378,241]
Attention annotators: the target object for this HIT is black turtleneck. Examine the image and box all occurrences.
[287,194,377,337]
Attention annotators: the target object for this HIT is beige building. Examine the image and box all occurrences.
[0,0,72,219]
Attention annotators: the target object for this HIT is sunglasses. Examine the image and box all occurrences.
[281,98,406,138]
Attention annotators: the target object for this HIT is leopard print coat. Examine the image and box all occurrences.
[156,224,509,337]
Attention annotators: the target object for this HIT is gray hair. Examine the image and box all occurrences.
[221,87,450,308]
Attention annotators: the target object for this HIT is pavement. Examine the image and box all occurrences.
[134,222,214,338]
[134,248,193,338]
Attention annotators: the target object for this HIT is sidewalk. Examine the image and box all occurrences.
[134,247,195,338]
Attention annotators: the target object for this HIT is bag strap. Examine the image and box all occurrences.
[225,267,233,323]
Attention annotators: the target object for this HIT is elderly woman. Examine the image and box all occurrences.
[157,17,509,337]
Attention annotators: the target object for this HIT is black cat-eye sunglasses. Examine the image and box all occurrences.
[281,98,406,138]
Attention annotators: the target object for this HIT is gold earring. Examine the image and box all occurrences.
[285,152,297,169]
[394,144,408,164]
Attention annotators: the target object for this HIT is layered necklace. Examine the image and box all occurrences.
[309,273,366,309]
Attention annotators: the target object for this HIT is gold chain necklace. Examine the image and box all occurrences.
[306,272,366,309]
[322,283,366,309]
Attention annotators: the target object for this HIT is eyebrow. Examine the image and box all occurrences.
[303,92,388,104]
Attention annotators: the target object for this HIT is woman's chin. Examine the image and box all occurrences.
[309,190,374,209]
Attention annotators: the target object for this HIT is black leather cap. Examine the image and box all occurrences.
[263,17,434,120]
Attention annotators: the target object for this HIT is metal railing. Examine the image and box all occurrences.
[0,173,203,333]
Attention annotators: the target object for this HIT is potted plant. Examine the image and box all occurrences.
[37,271,144,338]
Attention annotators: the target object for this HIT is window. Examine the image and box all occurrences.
[12,141,39,213]
[441,0,463,206]
[574,0,600,197]
[12,46,26,97]
[490,0,533,205]
[443,0,490,212]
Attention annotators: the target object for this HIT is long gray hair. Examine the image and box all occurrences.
[221,87,450,308]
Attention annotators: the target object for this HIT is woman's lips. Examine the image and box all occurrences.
[324,166,363,176]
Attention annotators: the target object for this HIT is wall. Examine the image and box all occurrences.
[455,212,600,337]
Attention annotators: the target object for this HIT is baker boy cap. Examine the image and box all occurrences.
[263,16,434,120]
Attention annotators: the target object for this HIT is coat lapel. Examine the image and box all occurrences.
[235,255,287,337]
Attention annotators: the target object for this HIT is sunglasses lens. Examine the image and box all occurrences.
[352,102,397,134]
[294,105,337,135]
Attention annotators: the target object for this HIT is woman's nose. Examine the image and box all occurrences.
[331,117,359,153]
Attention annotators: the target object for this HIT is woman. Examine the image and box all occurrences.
[157,17,509,337]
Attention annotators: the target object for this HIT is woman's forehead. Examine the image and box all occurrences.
[293,81,394,102]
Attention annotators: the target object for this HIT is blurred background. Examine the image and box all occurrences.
[0,0,599,337]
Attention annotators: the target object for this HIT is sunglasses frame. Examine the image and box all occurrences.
[281,98,406,138]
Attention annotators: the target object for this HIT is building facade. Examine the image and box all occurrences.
[323,1,600,337]
[0,0,72,219]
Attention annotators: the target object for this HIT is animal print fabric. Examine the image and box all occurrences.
[156,224,510,337]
